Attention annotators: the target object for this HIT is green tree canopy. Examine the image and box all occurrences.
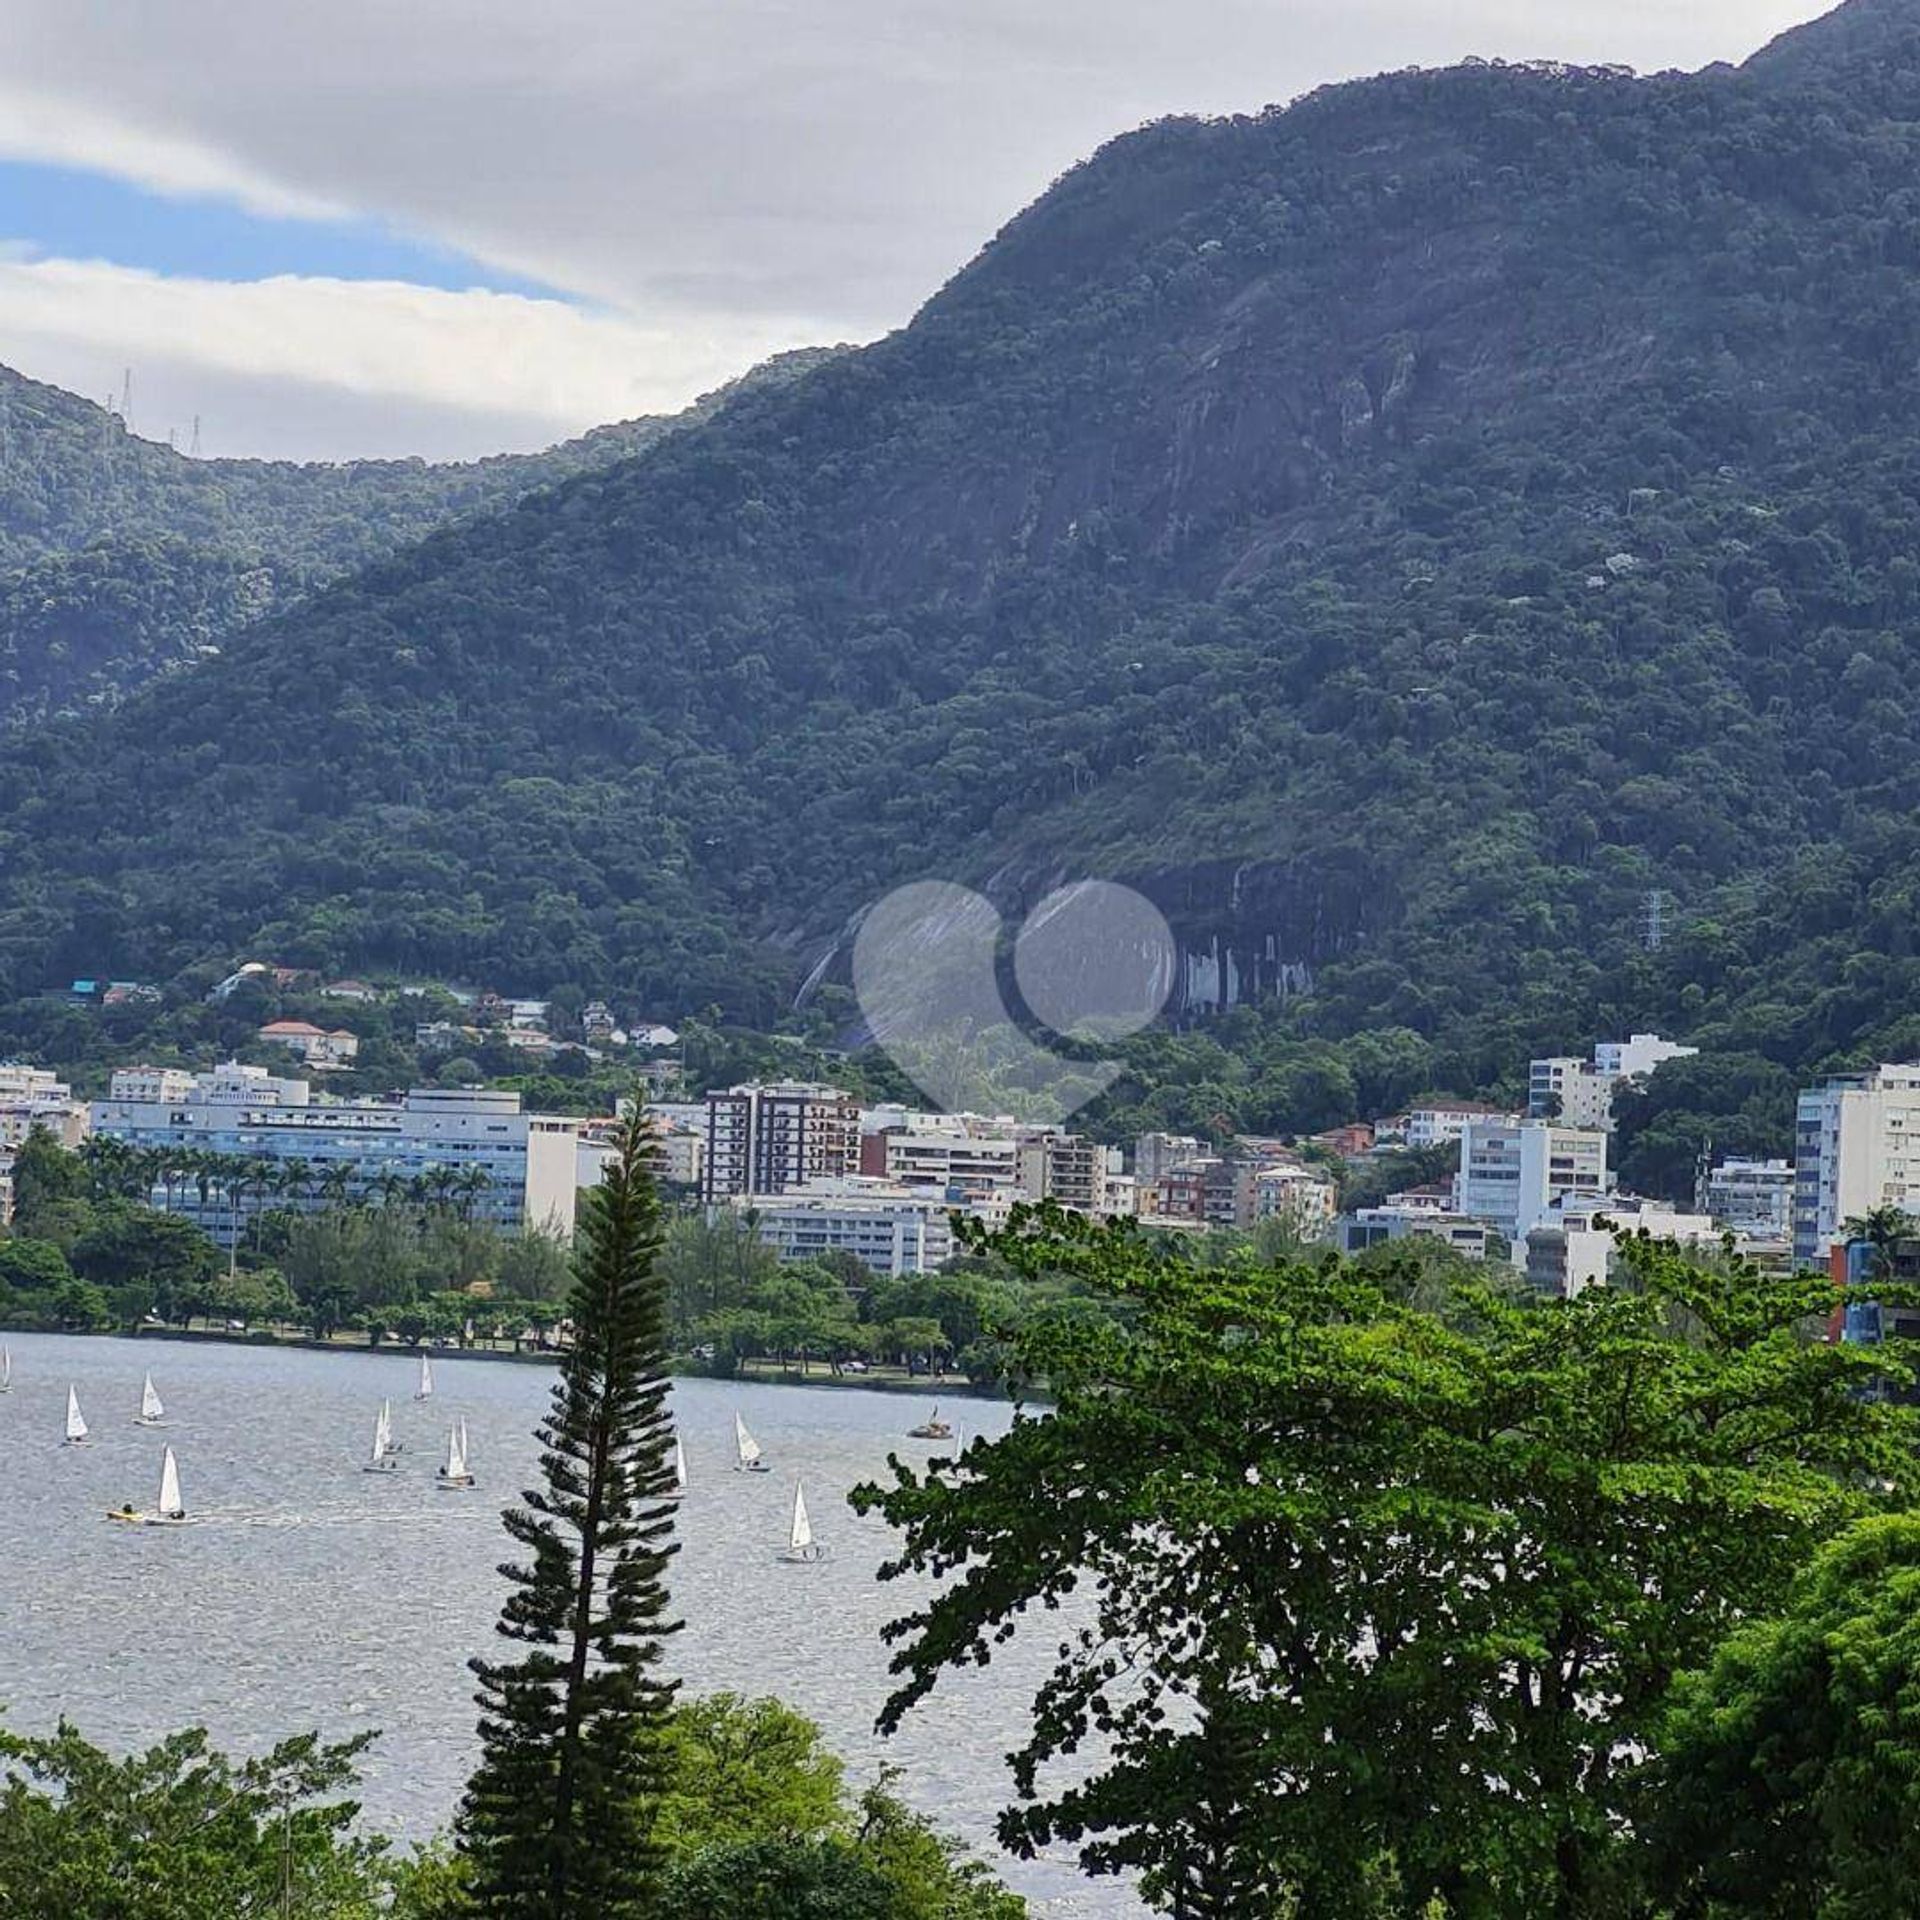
[856,1211,1918,1918]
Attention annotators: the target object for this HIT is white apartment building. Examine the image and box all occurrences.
[701,1082,860,1202]
[1339,1199,1493,1262]
[735,1177,955,1277]
[91,1073,579,1246]
[1529,1033,1697,1133]
[1455,1119,1610,1257]
[1703,1157,1795,1248]
[108,1065,199,1104]
[874,1119,1024,1197]
[1393,1102,1518,1151]
[1793,1064,1920,1264]
[1525,1197,1719,1299]
[0,1064,89,1150]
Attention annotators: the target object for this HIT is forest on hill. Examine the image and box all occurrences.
[2,0,1920,1172]
[0,352,834,723]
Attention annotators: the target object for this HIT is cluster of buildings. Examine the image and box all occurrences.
[8,1024,1920,1314]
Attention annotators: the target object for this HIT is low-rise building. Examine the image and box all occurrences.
[108,1065,198,1104]
[735,1176,955,1277]
[1524,1197,1720,1299]
[91,1075,579,1246]
[257,1020,360,1069]
[1382,1102,1519,1151]
[1338,1197,1493,1262]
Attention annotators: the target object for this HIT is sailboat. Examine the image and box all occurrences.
[777,1481,826,1563]
[733,1412,769,1473]
[435,1420,474,1490]
[63,1385,89,1447]
[907,1404,954,1440]
[134,1373,168,1428]
[108,1445,193,1526]
[362,1404,399,1474]
[414,1354,434,1402]
[662,1436,688,1502]
[378,1397,402,1456]
[0,1345,11,1392]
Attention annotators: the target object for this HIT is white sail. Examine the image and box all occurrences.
[65,1385,88,1442]
[369,1412,387,1464]
[416,1355,434,1399]
[444,1423,466,1480]
[459,1418,471,1472]
[375,1401,392,1454]
[140,1374,164,1422]
[157,1447,183,1517]
[673,1437,688,1493]
[1,1345,11,1390]
[789,1482,813,1553]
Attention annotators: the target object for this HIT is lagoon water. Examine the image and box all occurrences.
[0,1332,1140,1917]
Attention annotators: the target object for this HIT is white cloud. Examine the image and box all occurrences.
[0,256,812,460]
[0,0,1834,457]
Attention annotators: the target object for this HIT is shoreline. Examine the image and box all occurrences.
[0,1322,1010,1402]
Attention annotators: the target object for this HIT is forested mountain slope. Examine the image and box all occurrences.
[0,354,830,722]
[4,0,1920,1088]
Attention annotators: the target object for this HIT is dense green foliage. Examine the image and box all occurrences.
[0,1695,1023,1920]
[856,1208,1918,1915]
[1647,1513,1920,1917]
[459,1109,681,1917]
[4,6,1920,1134]
[0,354,832,725]
[0,1724,402,1919]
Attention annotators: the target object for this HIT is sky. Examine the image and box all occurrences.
[0,0,1835,463]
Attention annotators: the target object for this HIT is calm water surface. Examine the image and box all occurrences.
[0,1333,1141,1917]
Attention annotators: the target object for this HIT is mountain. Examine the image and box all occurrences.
[3,0,1920,1105]
[0,353,833,723]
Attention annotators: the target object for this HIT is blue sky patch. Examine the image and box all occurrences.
[0,158,564,298]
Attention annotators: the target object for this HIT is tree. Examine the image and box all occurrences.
[69,1205,220,1324]
[0,1237,75,1298]
[661,1839,901,1920]
[854,1211,1918,1919]
[1645,1513,1920,1917]
[0,1722,388,1919]
[458,1105,682,1917]
[1841,1204,1916,1281]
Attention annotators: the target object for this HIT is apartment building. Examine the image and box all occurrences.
[1252,1163,1339,1239]
[1528,1033,1697,1132]
[1455,1119,1610,1254]
[1524,1198,1719,1300]
[735,1177,955,1278]
[91,1071,579,1245]
[1702,1157,1795,1248]
[701,1082,861,1202]
[1793,1063,1920,1264]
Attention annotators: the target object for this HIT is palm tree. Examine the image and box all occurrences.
[1843,1206,1916,1282]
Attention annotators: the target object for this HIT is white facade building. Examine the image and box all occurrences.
[257,1021,361,1068]
[91,1075,579,1246]
[1525,1197,1720,1299]
[1387,1104,1519,1151]
[735,1177,955,1277]
[1704,1157,1795,1248]
[1529,1033,1698,1133]
[108,1065,199,1104]
[1455,1119,1610,1256]
[1793,1064,1920,1264]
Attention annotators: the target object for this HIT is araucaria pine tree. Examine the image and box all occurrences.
[458,1108,682,1917]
